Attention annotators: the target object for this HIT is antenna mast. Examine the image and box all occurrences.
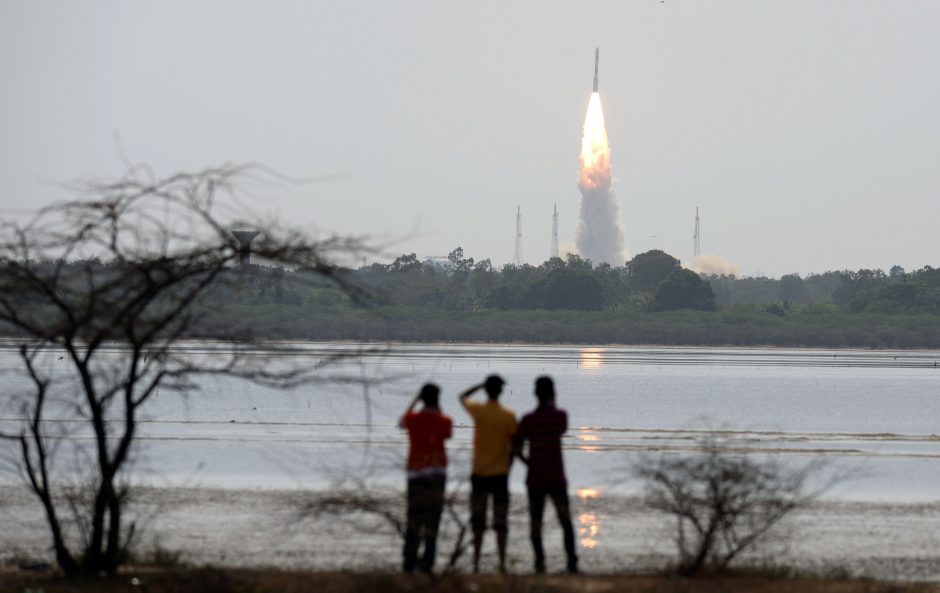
[693,206,701,260]
[514,205,523,265]
[551,204,559,259]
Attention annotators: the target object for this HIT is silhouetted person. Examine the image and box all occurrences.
[459,374,517,573]
[513,376,578,574]
[399,383,452,573]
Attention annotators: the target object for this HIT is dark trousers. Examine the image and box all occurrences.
[527,486,577,571]
[470,474,510,535]
[403,474,446,573]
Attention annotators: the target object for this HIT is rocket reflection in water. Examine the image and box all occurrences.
[577,488,602,549]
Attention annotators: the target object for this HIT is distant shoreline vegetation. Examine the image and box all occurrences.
[4,248,940,349]
[196,247,940,349]
[189,304,940,349]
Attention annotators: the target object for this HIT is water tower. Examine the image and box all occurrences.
[232,229,260,266]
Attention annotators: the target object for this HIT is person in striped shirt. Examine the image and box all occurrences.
[513,376,578,574]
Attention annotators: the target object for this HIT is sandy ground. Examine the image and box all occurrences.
[4,569,940,593]
[3,485,940,582]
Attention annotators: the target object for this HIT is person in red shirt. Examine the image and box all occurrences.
[399,383,453,573]
[513,376,578,574]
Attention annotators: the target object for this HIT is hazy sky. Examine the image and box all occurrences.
[1,1,938,276]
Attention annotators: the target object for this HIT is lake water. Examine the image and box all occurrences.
[2,343,939,501]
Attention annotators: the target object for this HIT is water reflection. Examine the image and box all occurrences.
[579,348,604,370]
[578,513,599,549]
[576,488,601,549]
[577,487,600,499]
[575,432,600,452]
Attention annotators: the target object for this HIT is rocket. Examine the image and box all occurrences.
[592,47,599,93]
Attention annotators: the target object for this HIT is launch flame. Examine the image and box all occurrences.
[576,92,626,265]
[579,93,611,189]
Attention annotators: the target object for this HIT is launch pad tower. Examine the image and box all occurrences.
[551,204,559,259]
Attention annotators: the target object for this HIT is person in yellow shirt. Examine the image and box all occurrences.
[459,374,518,574]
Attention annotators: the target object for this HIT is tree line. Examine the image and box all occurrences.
[173,247,940,348]
[4,248,939,349]
[193,247,940,317]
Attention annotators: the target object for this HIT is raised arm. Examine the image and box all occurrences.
[458,382,484,411]
[398,392,422,429]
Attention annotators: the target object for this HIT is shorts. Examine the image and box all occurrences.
[470,474,509,534]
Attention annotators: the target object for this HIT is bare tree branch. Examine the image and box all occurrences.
[634,434,837,576]
[0,164,375,576]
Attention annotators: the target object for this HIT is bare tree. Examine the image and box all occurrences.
[634,436,828,576]
[0,164,370,576]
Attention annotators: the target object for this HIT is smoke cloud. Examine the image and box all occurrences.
[576,93,626,266]
[557,240,579,260]
[691,254,740,277]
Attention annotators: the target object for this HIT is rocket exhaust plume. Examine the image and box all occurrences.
[576,48,626,266]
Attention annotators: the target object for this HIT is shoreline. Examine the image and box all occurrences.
[1,336,939,353]
[5,568,940,593]
[4,485,940,582]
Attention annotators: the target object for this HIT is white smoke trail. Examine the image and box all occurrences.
[576,93,626,265]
